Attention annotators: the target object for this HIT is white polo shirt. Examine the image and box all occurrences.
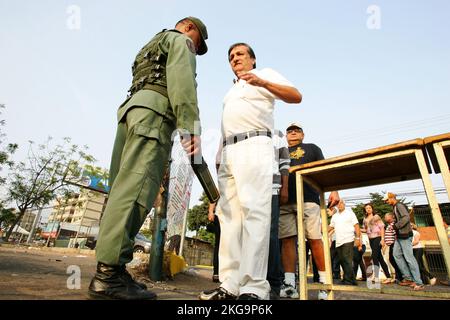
[330,208,359,248]
[221,68,294,138]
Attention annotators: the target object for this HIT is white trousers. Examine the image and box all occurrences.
[217,136,273,298]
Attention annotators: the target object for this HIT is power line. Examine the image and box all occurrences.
[320,113,450,145]
[343,188,448,205]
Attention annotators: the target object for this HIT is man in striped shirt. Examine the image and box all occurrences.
[267,129,290,299]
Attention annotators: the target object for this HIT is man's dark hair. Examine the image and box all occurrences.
[228,42,256,69]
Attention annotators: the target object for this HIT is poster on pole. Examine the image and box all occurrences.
[166,135,194,239]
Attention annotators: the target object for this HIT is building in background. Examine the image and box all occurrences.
[19,210,36,232]
[140,208,155,232]
[47,194,79,224]
[71,189,106,226]
[411,203,450,283]
[42,189,106,247]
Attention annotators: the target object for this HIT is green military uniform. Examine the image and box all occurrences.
[96,29,202,266]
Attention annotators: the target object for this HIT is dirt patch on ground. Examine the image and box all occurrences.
[0,245,215,300]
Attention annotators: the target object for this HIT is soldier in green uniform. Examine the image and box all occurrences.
[88,17,208,300]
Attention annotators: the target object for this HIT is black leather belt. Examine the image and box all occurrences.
[223,130,272,147]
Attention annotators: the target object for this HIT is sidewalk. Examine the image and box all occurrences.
[0,244,449,300]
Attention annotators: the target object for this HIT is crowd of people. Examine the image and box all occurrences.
[327,195,438,291]
[208,188,438,300]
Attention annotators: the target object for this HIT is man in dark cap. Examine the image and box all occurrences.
[384,192,424,290]
[279,123,339,300]
[88,17,208,300]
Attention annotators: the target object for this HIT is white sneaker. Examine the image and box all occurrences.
[280,282,299,299]
[429,277,437,286]
[318,290,328,300]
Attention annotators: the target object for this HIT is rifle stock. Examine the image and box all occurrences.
[191,157,220,203]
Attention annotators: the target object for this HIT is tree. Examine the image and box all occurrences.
[0,104,18,185]
[196,228,215,244]
[352,192,413,223]
[3,137,97,241]
[0,205,17,231]
[187,192,214,243]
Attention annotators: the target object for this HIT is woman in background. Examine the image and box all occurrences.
[361,203,392,283]
[208,202,221,283]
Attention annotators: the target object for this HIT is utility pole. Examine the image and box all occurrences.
[149,164,170,281]
[178,198,190,257]
[73,199,86,249]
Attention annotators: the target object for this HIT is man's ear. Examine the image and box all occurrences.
[186,22,195,32]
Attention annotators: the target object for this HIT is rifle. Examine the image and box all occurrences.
[191,156,220,203]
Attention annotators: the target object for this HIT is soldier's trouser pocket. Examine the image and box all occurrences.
[120,107,174,210]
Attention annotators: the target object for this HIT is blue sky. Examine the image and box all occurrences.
[1,0,449,209]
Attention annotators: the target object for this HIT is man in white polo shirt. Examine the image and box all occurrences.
[328,200,362,285]
[200,43,301,300]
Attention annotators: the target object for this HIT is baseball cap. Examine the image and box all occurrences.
[383,192,396,201]
[186,16,208,55]
[286,123,303,131]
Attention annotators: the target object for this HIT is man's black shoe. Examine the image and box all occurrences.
[199,287,236,300]
[238,293,260,300]
[88,263,156,300]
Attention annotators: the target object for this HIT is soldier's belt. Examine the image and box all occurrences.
[223,130,272,147]
[128,83,168,98]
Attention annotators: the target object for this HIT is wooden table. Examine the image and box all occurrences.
[424,132,450,198]
[290,138,450,299]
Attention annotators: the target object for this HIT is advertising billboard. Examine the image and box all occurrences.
[65,166,110,194]
[41,222,60,239]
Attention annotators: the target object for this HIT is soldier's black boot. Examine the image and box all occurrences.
[118,265,148,290]
[88,263,157,300]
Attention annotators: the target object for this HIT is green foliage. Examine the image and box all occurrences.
[4,137,98,241]
[352,192,413,223]
[0,203,17,231]
[197,228,215,244]
[187,192,214,243]
[0,104,18,185]
[187,192,210,232]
